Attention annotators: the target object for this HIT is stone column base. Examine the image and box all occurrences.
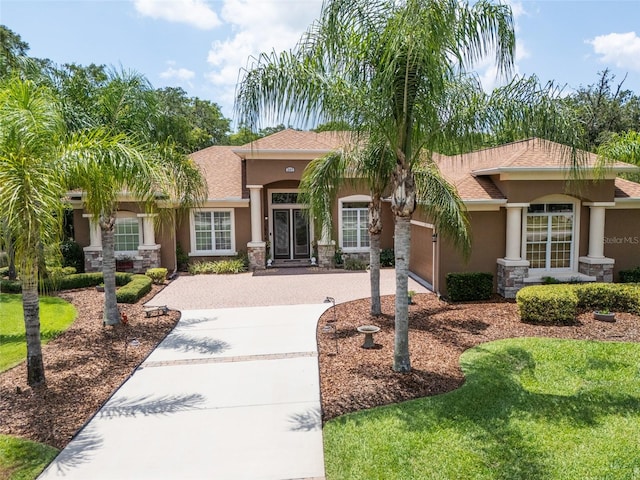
[135,245,161,273]
[247,242,266,271]
[579,256,614,282]
[83,247,103,273]
[497,258,530,298]
[317,241,336,269]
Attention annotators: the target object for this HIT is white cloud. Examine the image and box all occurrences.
[204,0,323,118]
[134,0,221,30]
[588,32,640,71]
[160,66,196,81]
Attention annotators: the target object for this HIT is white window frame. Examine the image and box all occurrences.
[114,211,141,258]
[189,208,236,256]
[521,195,580,273]
[338,195,371,253]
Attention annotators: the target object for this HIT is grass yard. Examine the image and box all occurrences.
[0,435,58,480]
[0,294,77,372]
[324,338,640,480]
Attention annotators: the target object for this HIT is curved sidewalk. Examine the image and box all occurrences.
[39,270,428,479]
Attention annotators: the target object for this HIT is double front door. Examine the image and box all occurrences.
[273,209,310,260]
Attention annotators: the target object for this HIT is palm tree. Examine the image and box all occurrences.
[0,77,68,386]
[63,70,207,326]
[237,0,581,372]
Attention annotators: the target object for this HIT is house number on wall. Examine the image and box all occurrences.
[285,166,295,173]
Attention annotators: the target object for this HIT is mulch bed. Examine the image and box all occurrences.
[0,286,179,450]
[1,288,639,450]
[316,293,640,422]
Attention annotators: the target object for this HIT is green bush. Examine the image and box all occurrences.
[60,239,85,273]
[619,266,640,283]
[446,272,493,302]
[517,285,578,324]
[0,266,9,277]
[188,258,247,275]
[574,282,640,314]
[380,248,395,267]
[176,243,190,271]
[334,248,344,266]
[0,279,21,293]
[344,257,368,271]
[116,274,152,303]
[145,267,168,284]
[0,252,8,268]
[2,272,132,293]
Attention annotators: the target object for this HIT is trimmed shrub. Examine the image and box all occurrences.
[574,282,640,314]
[344,257,368,271]
[0,279,21,293]
[188,259,247,275]
[517,285,578,324]
[116,274,152,303]
[619,267,640,283]
[146,267,168,284]
[0,266,9,277]
[380,248,395,267]
[446,272,493,302]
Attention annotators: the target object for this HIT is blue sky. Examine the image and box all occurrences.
[2,0,640,125]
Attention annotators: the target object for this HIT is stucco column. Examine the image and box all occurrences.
[247,185,263,243]
[82,214,102,248]
[587,205,608,258]
[505,204,527,260]
[137,214,158,246]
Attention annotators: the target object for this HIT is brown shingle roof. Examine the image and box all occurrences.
[615,177,640,199]
[237,129,348,152]
[189,145,243,200]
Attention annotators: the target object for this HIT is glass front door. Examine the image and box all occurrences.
[273,208,309,260]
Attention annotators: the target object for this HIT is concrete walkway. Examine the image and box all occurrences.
[39,269,428,479]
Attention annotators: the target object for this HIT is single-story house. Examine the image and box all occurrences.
[70,130,640,298]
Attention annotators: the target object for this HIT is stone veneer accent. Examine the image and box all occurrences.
[83,246,161,274]
[497,259,530,299]
[317,242,336,268]
[247,242,266,271]
[578,257,615,283]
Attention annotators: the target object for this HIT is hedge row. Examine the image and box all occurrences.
[115,274,152,304]
[1,272,132,294]
[516,282,640,324]
[446,272,493,302]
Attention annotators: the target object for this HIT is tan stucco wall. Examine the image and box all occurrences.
[437,210,506,297]
[73,209,90,247]
[410,223,434,286]
[604,208,640,280]
[246,159,311,185]
[494,178,615,203]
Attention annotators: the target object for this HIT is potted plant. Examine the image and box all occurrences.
[593,307,615,322]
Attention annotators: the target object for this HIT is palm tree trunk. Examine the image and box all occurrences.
[22,270,46,386]
[393,214,411,372]
[101,217,120,326]
[369,195,383,316]
[369,232,381,316]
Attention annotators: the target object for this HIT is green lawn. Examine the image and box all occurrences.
[324,338,640,480]
[0,435,58,480]
[0,293,77,372]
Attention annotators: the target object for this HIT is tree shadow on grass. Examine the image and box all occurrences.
[334,339,640,479]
